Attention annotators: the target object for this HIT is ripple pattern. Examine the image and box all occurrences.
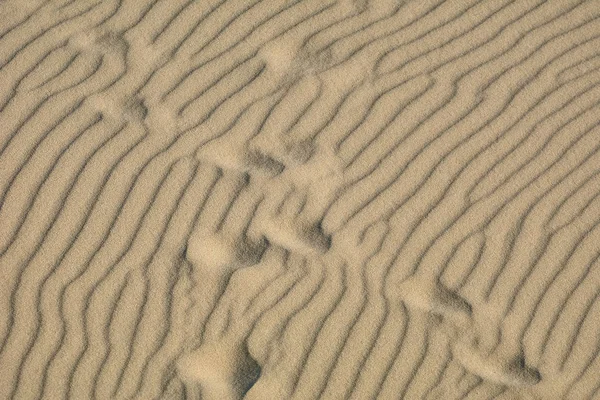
[1,0,600,399]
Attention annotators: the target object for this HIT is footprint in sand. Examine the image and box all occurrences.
[177,338,261,400]
[186,231,269,273]
[397,276,540,389]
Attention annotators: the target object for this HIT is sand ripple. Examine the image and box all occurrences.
[1,0,600,399]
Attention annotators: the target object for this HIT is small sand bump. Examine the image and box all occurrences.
[260,37,300,77]
[186,233,236,271]
[259,218,331,256]
[177,339,261,400]
[185,230,266,273]
[243,375,288,400]
[196,142,248,173]
[280,144,343,190]
[395,277,473,329]
[260,36,336,89]
[458,347,541,388]
[81,93,149,123]
[68,30,96,52]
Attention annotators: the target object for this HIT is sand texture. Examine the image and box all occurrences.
[1,0,600,399]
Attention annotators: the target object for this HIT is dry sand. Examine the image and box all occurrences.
[1,0,600,399]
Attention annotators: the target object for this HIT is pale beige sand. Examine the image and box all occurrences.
[1,0,600,399]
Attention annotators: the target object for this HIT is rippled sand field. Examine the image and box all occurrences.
[1,1,600,399]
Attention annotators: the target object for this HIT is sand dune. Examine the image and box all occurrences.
[1,0,600,399]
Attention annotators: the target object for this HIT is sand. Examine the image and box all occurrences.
[1,0,600,399]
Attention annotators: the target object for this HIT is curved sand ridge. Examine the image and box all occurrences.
[1,0,600,399]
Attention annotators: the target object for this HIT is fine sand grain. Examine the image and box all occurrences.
[1,0,600,399]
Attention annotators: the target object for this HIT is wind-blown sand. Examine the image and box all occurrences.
[1,0,600,399]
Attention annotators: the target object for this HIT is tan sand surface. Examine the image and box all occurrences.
[1,0,600,399]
